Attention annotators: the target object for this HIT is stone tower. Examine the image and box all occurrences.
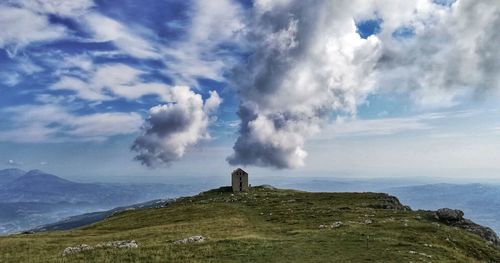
[231,168,249,192]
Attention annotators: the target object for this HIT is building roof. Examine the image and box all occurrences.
[232,168,248,175]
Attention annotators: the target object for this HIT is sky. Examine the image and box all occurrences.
[0,0,500,183]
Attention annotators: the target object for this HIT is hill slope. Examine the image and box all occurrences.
[0,187,499,262]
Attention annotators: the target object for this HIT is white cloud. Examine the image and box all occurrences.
[83,13,160,59]
[52,63,173,102]
[0,73,20,87]
[0,5,66,54]
[0,105,142,143]
[374,0,500,108]
[319,115,439,139]
[161,0,244,86]
[10,0,94,17]
[132,87,222,167]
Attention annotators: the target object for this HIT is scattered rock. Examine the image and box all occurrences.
[330,221,343,228]
[95,240,138,249]
[419,252,432,258]
[62,240,138,256]
[62,244,92,256]
[363,219,373,225]
[173,235,205,244]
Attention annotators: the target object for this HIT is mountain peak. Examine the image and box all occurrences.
[9,169,76,190]
[25,169,48,176]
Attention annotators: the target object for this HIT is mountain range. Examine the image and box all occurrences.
[0,169,198,234]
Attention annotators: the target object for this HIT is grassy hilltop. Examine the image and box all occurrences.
[0,186,499,262]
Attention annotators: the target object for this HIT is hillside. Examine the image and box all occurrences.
[0,187,499,262]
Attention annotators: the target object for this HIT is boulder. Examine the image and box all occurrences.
[436,208,464,222]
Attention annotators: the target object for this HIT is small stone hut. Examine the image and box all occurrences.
[231,168,249,192]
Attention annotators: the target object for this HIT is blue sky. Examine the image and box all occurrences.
[0,0,499,183]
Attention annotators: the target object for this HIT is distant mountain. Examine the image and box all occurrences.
[385,183,500,233]
[0,168,25,185]
[0,169,200,235]
[6,170,79,191]
[0,170,129,204]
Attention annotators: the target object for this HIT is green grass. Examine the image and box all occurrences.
[1,186,499,262]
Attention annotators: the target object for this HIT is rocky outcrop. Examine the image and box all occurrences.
[367,194,411,211]
[173,235,205,244]
[436,208,464,222]
[435,208,499,246]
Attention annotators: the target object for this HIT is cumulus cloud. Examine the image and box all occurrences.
[131,87,221,167]
[227,0,382,168]
[375,0,500,108]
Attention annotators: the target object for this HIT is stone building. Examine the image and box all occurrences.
[231,168,249,192]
